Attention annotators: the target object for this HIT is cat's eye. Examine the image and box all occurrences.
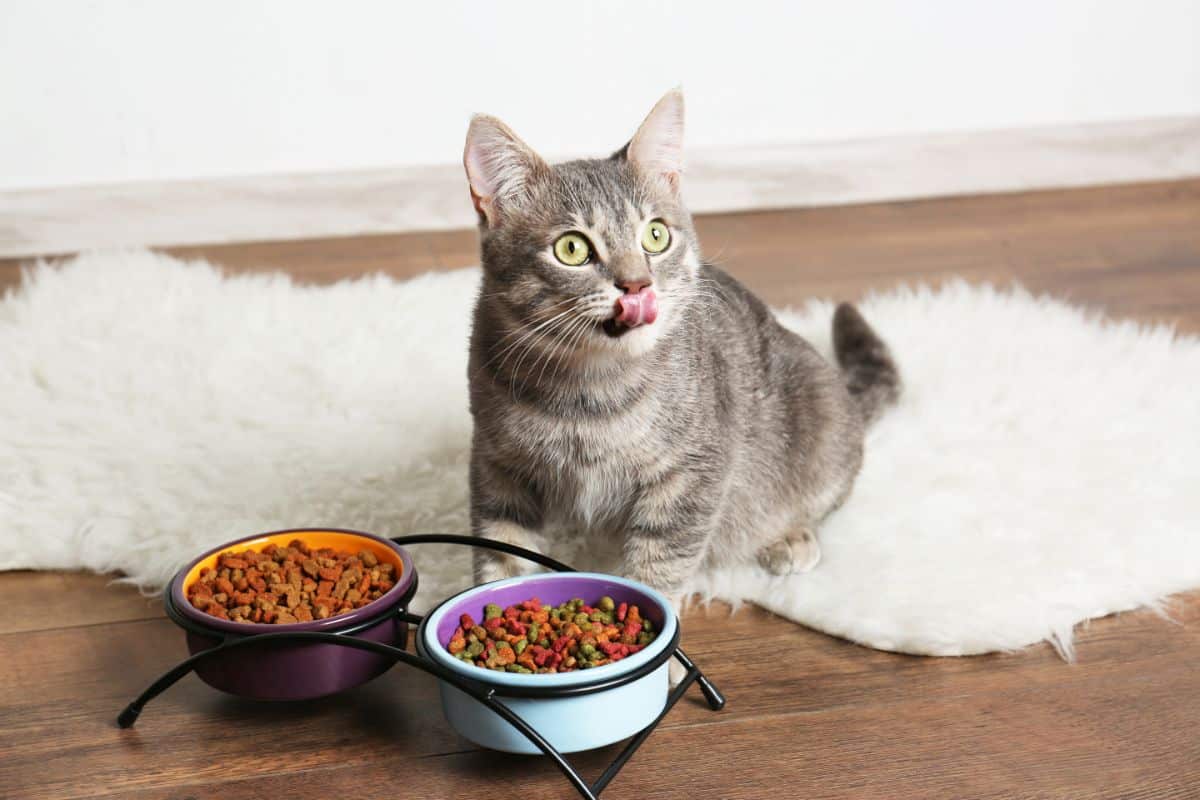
[642,219,671,254]
[553,232,592,266]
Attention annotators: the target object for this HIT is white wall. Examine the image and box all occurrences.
[2,0,1198,191]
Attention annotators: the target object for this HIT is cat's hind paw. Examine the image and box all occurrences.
[756,529,821,576]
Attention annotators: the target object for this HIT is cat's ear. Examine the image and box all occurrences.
[622,88,685,191]
[463,114,548,226]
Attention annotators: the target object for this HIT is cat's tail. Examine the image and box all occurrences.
[832,303,901,425]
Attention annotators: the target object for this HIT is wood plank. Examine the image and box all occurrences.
[0,571,160,635]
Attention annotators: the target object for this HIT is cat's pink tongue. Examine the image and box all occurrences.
[614,287,659,327]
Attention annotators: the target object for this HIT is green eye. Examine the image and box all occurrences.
[642,219,671,254]
[553,232,592,266]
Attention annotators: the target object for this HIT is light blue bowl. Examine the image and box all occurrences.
[417,572,678,754]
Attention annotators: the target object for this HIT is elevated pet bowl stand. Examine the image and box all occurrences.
[118,534,725,799]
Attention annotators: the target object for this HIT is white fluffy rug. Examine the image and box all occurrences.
[3,251,1198,658]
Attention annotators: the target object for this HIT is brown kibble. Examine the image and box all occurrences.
[187,540,399,625]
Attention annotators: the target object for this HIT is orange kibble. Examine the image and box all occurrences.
[186,541,399,625]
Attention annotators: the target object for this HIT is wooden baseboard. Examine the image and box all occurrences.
[2,116,1198,259]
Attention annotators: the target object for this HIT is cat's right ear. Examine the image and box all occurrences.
[463,115,548,227]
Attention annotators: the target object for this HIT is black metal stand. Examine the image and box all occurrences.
[118,534,725,799]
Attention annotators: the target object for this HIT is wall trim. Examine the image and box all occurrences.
[2,116,1198,259]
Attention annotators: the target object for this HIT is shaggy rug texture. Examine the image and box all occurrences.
[3,251,1198,658]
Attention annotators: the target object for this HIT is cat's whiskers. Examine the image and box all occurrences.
[514,294,608,393]
[505,304,591,397]
[485,299,585,373]
[525,313,594,395]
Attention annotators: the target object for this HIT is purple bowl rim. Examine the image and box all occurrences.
[170,527,416,636]
[418,571,678,689]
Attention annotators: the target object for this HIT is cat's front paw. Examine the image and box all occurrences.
[473,553,525,585]
[756,529,821,576]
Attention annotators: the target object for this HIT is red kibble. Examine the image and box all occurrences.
[445,595,659,674]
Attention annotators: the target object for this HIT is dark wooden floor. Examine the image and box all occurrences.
[2,179,1198,799]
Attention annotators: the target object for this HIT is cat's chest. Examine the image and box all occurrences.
[551,460,635,529]
[501,407,659,528]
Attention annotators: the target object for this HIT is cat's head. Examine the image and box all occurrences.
[464,89,700,360]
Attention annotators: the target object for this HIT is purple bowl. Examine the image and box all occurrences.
[168,528,417,701]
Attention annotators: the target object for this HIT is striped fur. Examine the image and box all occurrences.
[463,92,899,603]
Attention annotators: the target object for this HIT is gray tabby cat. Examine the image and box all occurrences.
[463,90,899,614]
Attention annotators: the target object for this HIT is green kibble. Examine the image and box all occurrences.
[538,638,549,647]
[641,619,653,633]
[588,610,604,622]
[580,643,597,658]
[466,641,484,658]
[571,598,584,609]
[506,664,524,673]
[514,639,527,655]
[637,632,653,646]
[574,612,590,625]
[527,626,540,643]
[495,640,512,651]
[484,603,502,620]
[598,596,615,612]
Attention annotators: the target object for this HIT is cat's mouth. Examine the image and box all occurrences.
[600,287,659,338]
[600,318,632,338]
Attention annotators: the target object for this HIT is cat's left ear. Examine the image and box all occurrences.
[618,88,685,192]
[463,114,549,227]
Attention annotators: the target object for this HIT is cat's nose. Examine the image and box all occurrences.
[615,277,652,294]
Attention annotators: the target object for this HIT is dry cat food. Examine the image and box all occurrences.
[187,540,398,624]
[446,596,657,673]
